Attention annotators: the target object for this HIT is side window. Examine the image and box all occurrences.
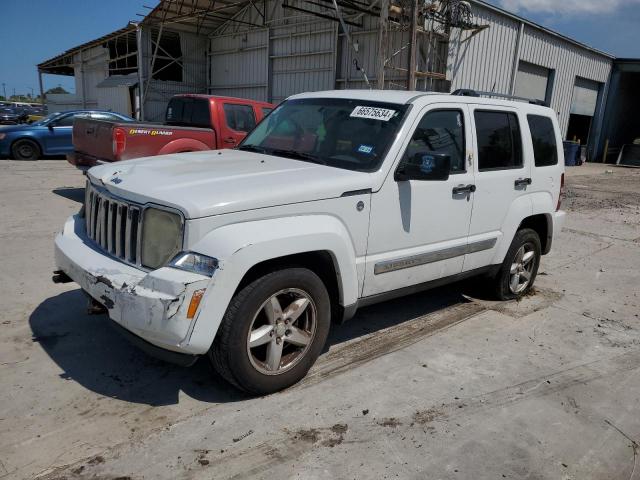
[262,107,273,117]
[191,99,211,128]
[223,104,256,132]
[474,110,523,171]
[527,115,558,167]
[403,109,466,173]
[91,113,119,121]
[55,114,76,127]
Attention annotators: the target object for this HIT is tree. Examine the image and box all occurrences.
[45,86,69,94]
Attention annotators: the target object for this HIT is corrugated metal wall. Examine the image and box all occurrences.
[208,1,448,101]
[141,28,209,121]
[73,45,108,109]
[448,2,613,137]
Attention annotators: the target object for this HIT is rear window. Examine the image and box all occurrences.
[527,115,558,167]
[166,98,211,128]
[474,110,523,171]
[224,104,256,132]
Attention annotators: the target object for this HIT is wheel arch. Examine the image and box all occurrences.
[519,213,552,254]
[184,215,360,354]
[10,135,43,157]
[234,250,343,320]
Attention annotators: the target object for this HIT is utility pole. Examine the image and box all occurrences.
[1,82,6,99]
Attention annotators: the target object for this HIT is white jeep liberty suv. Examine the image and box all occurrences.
[54,89,566,394]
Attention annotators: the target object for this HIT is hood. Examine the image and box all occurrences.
[0,123,36,132]
[88,150,373,218]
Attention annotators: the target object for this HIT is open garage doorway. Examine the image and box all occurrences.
[568,77,602,161]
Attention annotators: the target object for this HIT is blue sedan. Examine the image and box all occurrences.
[0,110,134,160]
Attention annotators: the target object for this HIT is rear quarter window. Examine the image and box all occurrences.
[527,114,558,167]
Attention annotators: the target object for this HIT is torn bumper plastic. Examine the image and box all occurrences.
[54,214,211,356]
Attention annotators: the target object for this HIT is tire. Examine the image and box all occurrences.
[209,268,331,395]
[494,228,541,301]
[11,139,41,160]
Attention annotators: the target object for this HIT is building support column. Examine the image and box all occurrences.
[38,70,45,106]
[135,22,145,121]
[509,22,524,95]
[407,0,419,90]
[376,0,389,89]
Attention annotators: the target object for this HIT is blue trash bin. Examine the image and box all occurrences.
[563,141,580,166]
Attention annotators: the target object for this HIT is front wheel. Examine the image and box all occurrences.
[209,268,331,395]
[11,139,41,160]
[494,228,541,300]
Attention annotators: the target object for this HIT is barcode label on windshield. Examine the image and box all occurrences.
[350,106,396,122]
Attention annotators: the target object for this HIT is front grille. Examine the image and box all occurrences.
[85,182,143,266]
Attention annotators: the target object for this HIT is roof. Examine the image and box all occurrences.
[288,90,556,113]
[290,89,440,105]
[472,0,614,59]
[141,0,254,35]
[38,25,136,75]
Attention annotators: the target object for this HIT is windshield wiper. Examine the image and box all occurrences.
[237,144,267,154]
[270,149,326,165]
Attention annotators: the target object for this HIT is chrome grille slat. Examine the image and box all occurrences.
[106,202,114,253]
[125,208,133,262]
[115,204,123,258]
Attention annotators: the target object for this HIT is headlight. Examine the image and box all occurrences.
[169,252,218,277]
[141,208,183,269]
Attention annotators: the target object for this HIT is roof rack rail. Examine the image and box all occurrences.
[451,89,548,107]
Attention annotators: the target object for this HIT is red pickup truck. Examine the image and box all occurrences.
[67,94,273,169]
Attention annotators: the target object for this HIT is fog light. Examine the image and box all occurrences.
[187,289,206,319]
[169,252,218,277]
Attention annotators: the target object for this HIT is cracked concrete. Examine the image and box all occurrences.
[0,161,639,480]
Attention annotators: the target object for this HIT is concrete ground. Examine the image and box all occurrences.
[0,160,638,480]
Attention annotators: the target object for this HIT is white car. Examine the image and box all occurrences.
[54,89,566,394]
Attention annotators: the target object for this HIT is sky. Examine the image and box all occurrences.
[0,0,638,98]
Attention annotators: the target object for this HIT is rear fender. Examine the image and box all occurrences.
[157,137,212,155]
[184,215,358,353]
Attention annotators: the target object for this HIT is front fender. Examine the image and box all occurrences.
[185,215,359,353]
[158,137,212,155]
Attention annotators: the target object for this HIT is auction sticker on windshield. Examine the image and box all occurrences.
[350,106,396,121]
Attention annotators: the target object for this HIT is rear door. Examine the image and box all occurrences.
[219,102,257,148]
[463,106,533,271]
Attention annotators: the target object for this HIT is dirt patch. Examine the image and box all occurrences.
[377,417,402,428]
[413,408,444,425]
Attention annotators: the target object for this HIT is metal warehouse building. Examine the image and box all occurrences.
[37,0,636,162]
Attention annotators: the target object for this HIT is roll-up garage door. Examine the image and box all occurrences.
[570,77,600,116]
[514,61,550,102]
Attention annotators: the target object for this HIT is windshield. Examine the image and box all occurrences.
[239,98,409,172]
[32,112,63,126]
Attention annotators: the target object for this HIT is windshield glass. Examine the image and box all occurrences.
[239,98,409,172]
[32,112,63,126]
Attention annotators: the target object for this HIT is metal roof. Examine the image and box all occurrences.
[37,25,136,75]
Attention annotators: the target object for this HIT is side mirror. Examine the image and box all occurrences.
[395,152,451,181]
[48,123,55,130]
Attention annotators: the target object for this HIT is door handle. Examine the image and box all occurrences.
[223,137,236,145]
[452,184,476,195]
[515,178,532,188]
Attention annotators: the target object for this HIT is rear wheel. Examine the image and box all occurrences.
[209,268,331,395]
[11,139,41,160]
[494,228,541,300]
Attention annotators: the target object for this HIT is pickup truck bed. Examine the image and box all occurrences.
[68,94,273,169]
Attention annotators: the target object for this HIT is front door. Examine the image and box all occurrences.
[363,104,475,297]
[219,102,257,148]
[44,113,83,154]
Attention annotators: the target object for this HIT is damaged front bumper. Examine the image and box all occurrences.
[54,214,211,361]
